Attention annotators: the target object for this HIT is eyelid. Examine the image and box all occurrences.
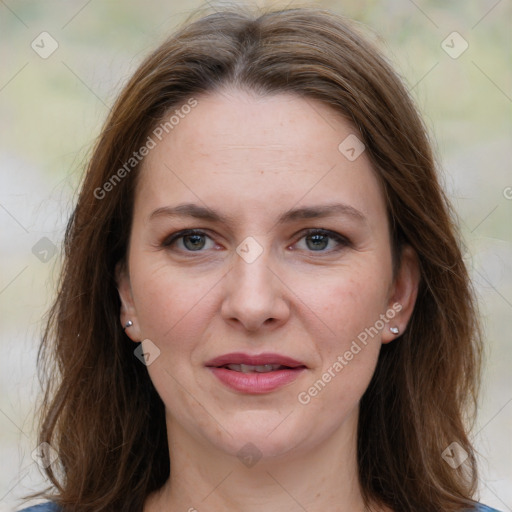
[293,228,352,251]
[161,228,215,248]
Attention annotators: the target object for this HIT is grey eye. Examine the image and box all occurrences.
[182,233,207,251]
[305,233,330,251]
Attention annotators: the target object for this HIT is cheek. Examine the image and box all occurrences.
[129,257,217,424]
[299,264,390,393]
[297,276,385,418]
[129,253,216,343]
[310,267,391,344]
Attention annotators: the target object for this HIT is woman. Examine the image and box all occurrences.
[20,5,500,512]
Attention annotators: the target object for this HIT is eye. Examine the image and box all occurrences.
[294,229,350,252]
[162,229,216,252]
[162,228,350,254]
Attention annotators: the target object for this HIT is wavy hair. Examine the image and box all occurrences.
[27,5,482,511]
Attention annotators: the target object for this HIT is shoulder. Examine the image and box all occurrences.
[16,501,502,512]
[471,504,503,512]
[17,503,61,512]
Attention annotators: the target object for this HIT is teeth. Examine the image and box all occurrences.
[225,364,283,373]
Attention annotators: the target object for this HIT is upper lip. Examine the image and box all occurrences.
[205,352,307,368]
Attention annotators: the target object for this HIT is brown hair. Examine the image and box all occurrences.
[28,5,483,511]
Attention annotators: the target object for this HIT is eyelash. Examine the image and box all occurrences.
[161,228,351,254]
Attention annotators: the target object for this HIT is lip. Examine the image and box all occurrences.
[205,352,307,368]
[205,352,307,394]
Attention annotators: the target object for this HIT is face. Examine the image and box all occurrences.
[117,88,418,461]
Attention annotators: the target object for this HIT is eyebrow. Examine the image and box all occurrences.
[149,202,366,225]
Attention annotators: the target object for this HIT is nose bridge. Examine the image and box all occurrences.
[231,237,274,296]
[221,235,288,330]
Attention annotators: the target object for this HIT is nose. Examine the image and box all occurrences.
[220,245,290,332]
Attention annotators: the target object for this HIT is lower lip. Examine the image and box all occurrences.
[208,367,306,394]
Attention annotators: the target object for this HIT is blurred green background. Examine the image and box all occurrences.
[1,1,510,510]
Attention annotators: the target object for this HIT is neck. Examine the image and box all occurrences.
[145,407,378,512]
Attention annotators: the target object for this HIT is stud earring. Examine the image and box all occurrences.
[123,320,133,331]
[389,326,400,335]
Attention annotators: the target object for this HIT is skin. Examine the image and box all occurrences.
[117,88,419,512]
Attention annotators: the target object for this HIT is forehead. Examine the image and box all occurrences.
[136,89,387,227]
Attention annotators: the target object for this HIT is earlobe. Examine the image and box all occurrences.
[382,245,420,344]
[115,261,141,342]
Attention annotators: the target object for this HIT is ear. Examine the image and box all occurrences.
[115,261,142,343]
[381,244,420,344]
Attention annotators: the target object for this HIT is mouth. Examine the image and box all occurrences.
[205,353,307,394]
[205,352,307,371]
[218,363,305,373]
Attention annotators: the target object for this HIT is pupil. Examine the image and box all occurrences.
[307,234,328,251]
[184,234,205,251]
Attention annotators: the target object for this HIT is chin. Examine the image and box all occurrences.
[207,411,311,461]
